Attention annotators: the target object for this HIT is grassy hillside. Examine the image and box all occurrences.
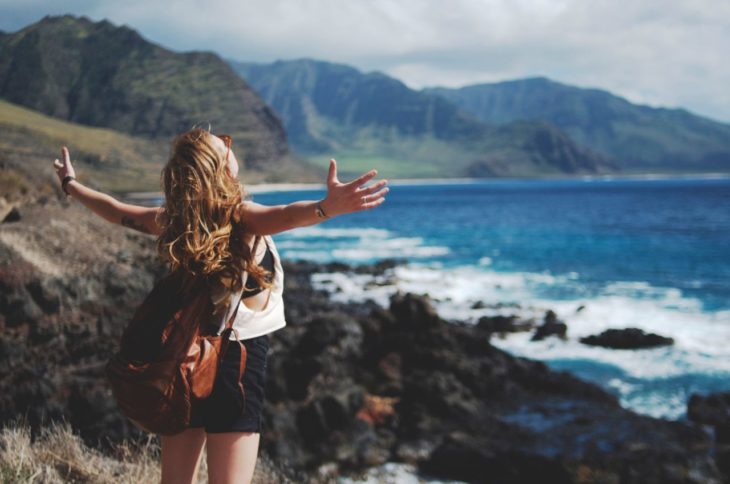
[0,15,323,180]
[0,98,166,196]
[0,99,321,205]
[230,58,615,178]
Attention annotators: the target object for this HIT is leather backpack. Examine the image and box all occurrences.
[105,269,247,436]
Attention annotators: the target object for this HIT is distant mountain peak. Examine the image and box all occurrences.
[229,58,615,177]
[0,14,302,176]
[425,76,730,170]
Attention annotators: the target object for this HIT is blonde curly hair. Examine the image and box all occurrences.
[156,127,274,308]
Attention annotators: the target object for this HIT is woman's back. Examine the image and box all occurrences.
[208,234,287,341]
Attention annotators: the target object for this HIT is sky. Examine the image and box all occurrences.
[2,0,729,123]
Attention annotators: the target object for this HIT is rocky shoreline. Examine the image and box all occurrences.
[1,194,727,483]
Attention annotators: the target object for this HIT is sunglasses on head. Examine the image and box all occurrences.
[215,134,232,161]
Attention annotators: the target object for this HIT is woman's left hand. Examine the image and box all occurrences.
[321,158,389,217]
[53,146,76,184]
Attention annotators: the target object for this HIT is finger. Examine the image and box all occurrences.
[53,159,62,168]
[327,159,338,186]
[360,197,386,210]
[357,179,388,196]
[62,146,70,165]
[347,169,378,188]
[363,186,389,200]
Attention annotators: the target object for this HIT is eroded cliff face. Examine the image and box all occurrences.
[0,16,288,169]
[0,15,325,186]
[0,193,723,483]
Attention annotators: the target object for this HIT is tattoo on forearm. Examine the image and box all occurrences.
[121,216,151,234]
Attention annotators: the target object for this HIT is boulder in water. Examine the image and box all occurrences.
[579,328,674,349]
[531,310,568,341]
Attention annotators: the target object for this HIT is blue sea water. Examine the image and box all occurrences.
[255,175,730,420]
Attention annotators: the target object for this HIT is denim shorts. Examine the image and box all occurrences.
[189,334,269,433]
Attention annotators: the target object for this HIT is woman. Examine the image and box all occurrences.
[51,127,389,484]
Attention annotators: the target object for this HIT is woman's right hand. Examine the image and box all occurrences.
[321,159,389,217]
[53,146,77,185]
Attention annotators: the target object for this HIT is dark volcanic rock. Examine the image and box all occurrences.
[388,291,442,329]
[688,392,730,480]
[0,197,723,483]
[420,431,573,484]
[688,392,730,445]
[2,206,21,223]
[477,314,534,334]
[531,309,568,341]
[579,327,674,349]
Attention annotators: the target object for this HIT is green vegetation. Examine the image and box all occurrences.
[297,122,480,179]
[427,77,730,171]
[0,15,325,185]
[230,59,614,177]
[0,99,325,199]
[0,99,167,194]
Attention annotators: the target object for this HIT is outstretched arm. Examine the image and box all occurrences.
[53,146,162,235]
[239,158,389,236]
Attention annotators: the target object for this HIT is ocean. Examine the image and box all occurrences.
[254,175,730,422]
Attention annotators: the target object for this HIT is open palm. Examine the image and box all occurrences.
[322,159,389,217]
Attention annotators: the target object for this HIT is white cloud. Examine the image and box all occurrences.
[1,0,729,122]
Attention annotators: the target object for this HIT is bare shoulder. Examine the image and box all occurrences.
[235,200,266,229]
[236,200,265,215]
[141,206,166,236]
[153,206,167,226]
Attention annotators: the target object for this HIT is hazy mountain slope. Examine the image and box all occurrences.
[231,59,484,150]
[426,77,730,171]
[230,58,615,178]
[0,98,167,196]
[0,15,321,181]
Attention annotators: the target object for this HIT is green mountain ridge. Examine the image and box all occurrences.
[229,58,616,178]
[5,15,719,183]
[425,77,730,171]
[0,15,322,182]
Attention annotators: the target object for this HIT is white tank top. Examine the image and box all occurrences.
[211,234,287,340]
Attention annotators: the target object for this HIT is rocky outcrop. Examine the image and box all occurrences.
[579,328,675,349]
[0,195,723,483]
[531,309,568,341]
[476,314,534,335]
[687,392,730,482]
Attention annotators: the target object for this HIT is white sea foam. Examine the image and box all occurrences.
[314,262,730,357]
[313,262,730,418]
[338,462,466,483]
[288,226,392,239]
[278,226,450,262]
[478,256,492,266]
[279,225,730,419]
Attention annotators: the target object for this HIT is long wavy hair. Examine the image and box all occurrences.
[156,127,274,309]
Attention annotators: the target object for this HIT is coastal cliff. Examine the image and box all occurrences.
[0,191,724,483]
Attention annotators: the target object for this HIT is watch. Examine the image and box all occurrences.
[62,175,76,196]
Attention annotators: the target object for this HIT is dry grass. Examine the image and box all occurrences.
[0,99,168,194]
[0,420,199,484]
[0,99,322,197]
[0,419,305,483]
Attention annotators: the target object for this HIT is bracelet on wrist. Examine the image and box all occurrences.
[315,200,330,219]
[61,175,76,196]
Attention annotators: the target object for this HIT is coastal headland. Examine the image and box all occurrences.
[0,190,726,483]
